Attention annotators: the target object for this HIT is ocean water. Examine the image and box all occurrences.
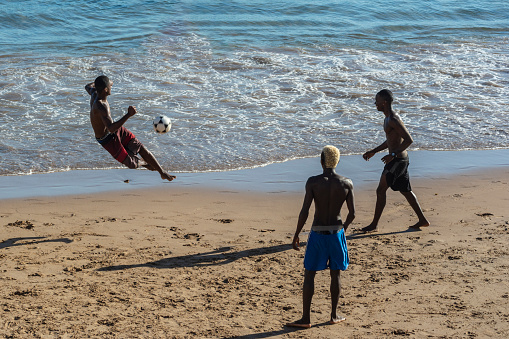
[0,0,508,176]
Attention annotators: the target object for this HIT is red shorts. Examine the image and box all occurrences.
[96,126,142,169]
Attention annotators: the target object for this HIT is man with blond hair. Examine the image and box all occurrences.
[287,145,355,328]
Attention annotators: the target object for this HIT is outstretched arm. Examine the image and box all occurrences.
[97,103,137,134]
[292,180,313,250]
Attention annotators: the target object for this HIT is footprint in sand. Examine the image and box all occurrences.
[7,220,34,229]
[184,233,201,241]
[13,289,38,297]
[476,212,494,220]
[93,217,119,223]
[214,218,233,224]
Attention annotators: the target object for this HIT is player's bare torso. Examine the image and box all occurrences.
[89,91,110,139]
[309,174,353,226]
[383,114,408,158]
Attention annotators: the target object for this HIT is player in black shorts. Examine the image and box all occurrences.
[359,89,429,233]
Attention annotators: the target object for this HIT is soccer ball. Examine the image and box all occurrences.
[153,116,172,133]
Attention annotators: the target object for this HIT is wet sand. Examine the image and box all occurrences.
[1,149,509,200]
[1,151,508,338]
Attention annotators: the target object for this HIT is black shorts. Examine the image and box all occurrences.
[383,157,412,192]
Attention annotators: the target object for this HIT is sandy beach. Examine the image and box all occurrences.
[2,0,507,337]
[1,152,509,338]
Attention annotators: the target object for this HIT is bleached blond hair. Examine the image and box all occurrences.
[321,145,340,168]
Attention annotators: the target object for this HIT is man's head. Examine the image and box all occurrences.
[375,89,393,112]
[321,145,340,169]
[94,75,112,96]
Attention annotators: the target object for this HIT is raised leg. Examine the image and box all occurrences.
[138,145,176,181]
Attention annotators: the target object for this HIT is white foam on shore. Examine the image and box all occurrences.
[0,149,508,200]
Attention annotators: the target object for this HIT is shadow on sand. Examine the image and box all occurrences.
[220,320,336,338]
[0,237,73,249]
[98,227,423,272]
[97,242,306,272]
[346,226,423,240]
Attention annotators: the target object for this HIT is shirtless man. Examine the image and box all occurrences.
[359,89,429,233]
[287,145,355,328]
[86,75,176,181]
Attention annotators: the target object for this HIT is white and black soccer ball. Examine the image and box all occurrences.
[153,115,172,133]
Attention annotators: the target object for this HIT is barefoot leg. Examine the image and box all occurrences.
[401,191,430,228]
[286,269,315,328]
[286,319,312,328]
[301,270,315,324]
[362,174,389,232]
[138,145,176,181]
[330,270,344,324]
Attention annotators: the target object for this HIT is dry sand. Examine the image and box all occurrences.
[1,167,508,338]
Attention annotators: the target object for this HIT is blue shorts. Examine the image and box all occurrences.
[304,229,349,271]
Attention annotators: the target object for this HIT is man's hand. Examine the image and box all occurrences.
[127,106,137,117]
[381,154,395,164]
[292,234,300,251]
[363,151,375,161]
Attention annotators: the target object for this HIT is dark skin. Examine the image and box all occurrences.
[85,81,176,182]
[287,158,355,328]
[360,94,429,232]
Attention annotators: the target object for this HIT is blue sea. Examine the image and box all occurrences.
[0,0,508,176]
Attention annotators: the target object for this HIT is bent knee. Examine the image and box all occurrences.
[139,145,152,155]
[122,157,140,169]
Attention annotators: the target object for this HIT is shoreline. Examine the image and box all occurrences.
[1,148,508,200]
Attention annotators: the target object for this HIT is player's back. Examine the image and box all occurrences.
[309,173,352,226]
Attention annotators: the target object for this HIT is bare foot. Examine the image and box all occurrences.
[329,316,346,325]
[409,220,430,229]
[355,224,378,234]
[161,172,176,181]
[285,319,311,329]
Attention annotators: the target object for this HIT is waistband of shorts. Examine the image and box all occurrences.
[311,224,343,235]
[96,132,114,145]
[390,156,409,162]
